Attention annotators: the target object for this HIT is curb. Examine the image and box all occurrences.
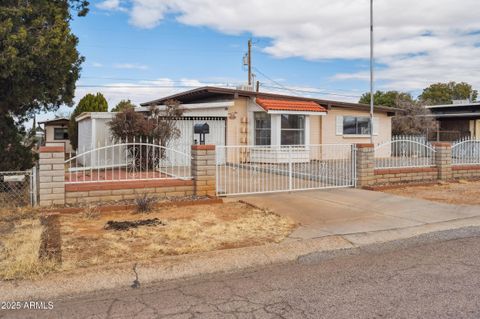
[3,215,480,301]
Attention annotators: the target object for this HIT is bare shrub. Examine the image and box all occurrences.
[82,204,100,220]
[392,98,437,135]
[135,194,157,213]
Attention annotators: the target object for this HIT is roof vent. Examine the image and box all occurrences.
[452,99,470,104]
[236,84,254,92]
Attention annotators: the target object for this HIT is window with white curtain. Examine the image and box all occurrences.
[281,115,305,145]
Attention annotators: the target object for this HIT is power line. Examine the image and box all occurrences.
[261,84,362,99]
[253,67,361,98]
[76,82,361,98]
[253,67,298,95]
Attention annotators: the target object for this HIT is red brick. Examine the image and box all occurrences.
[191,144,216,151]
[39,146,64,153]
[65,179,194,192]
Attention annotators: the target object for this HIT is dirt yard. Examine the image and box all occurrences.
[380,180,480,205]
[60,202,296,270]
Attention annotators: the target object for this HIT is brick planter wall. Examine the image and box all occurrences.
[373,167,438,185]
[452,165,480,179]
[355,142,480,188]
[38,144,218,207]
[65,179,194,204]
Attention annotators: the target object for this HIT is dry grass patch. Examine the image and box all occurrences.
[60,202,296,270]
[380,180,480,205]
[0,218,57,280]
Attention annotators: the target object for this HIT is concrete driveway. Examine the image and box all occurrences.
[233,188,480,240]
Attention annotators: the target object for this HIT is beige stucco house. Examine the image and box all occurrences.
[140,86,396,149]
[39,118,73,153]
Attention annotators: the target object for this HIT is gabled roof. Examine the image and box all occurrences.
[256,98,327,113]
[38,118,69,125]
[140,86,398,114]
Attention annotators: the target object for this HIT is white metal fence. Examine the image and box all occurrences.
[0,169,37,207]
[78,116,226,166]
[65,138,192,184]
[375,135,435,169]
[452,137,480,165]
[216,144,356,196]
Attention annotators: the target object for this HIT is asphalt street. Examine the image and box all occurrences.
[3,228,480,319]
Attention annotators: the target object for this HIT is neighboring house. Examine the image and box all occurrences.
[425,101,480,141]
[38,118,72,153]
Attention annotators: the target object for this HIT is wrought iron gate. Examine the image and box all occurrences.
[216,144,356,196]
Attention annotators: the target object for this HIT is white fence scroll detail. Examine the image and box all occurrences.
[375,136,436,169]
[452,137,480,165]
[65,138,192,184]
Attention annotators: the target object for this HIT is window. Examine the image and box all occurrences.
[281,115,305,145]
[343,116,371,135]
[254,112,271,145]
[54,127,69,140]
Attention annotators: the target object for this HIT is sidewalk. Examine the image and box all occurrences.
[233,188,480,240]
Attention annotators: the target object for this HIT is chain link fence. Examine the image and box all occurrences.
[0,169,36,207]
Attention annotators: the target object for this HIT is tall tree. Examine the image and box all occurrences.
[419,81,478,105]
[0,0,88,169]
[0,0,89,119]
[359,91,414,108]
[0,115,36,171]
[111,99,136,112]
[69,93,108,150]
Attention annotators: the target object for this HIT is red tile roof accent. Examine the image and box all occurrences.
[255,98,327,113]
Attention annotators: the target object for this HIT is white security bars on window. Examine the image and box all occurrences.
[65,137,192,184]
[215,144,356,196]
[374,135,435,169]
[452,137,480,165]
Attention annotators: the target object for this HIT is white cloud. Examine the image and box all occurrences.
[96,0,127,11]
[97,0,480,93]
[92,62,103,68]
[113,63,149,70]
[73,78,229,110]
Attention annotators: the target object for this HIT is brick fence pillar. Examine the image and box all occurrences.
[355,144,375,188]
[191,145,216,196]
[39,146,65,207]
[433,142,452,181]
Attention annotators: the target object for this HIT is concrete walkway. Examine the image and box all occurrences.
[234,188,480,240]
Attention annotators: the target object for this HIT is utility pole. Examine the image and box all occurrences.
[247,39,252,86]
[369,0,375,144]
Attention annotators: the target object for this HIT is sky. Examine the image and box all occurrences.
[39,0,480,122]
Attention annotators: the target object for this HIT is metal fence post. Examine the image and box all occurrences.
[31,166,37,206]
[288,146,293,191]
[352,144,357,188]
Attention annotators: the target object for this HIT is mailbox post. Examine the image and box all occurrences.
[194,123,209,145]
